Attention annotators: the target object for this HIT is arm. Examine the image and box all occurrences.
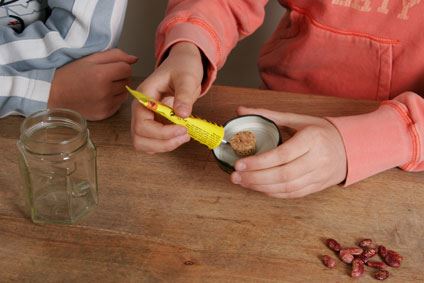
[132,0,268,154]
[155,0,268,93]
[231,106,348,199]
[327,91,424,185]
[228,92,423,198]
[0,0,128,117]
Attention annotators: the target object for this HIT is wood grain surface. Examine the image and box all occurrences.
[0,83,423,282]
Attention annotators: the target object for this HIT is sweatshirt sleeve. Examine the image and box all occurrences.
[155,0,268,93]
[0,0,128,117]
[327,92,424,186]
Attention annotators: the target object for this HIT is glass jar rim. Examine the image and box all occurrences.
[19,108,88,154]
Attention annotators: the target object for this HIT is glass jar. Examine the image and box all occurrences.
[17,109,98,224]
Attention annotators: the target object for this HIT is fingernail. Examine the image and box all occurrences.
[130,55,138,60]
[175,103,190,118]
[176,127,187,136]
[235,162,246,171]
[231,173,241,184]
[178,134,190,143]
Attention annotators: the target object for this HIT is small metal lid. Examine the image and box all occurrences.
[212,115,282,173]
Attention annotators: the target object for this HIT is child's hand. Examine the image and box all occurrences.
[48,49,138,121]
[231,106,348,198]
[131,42,204,153]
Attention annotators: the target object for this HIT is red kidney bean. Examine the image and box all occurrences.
[363,247,377,259]
[384,250,403,268]
[388,250,403,260]
[356,254,369,263]
[355,251,373,264]
[326,238,342,252]
[339,249,354,264]
[358,239,373,248]
[366,261,386,269]
[378,245,388,258]
[374,269,390,280]
[321,255,336,268]
[351,259,365,278]
[342,247,363,256]
[321,238,403,280]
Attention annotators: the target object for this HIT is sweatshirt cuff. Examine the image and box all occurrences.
[327,101,414,186]
[156,21,220,95]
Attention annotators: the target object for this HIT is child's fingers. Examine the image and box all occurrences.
[239,171,318,195]
[87,48,138,64]
[92,92,128,120]
[136,72,169,101]
[266,183,323,199]
[131,99,187,139]
[237,106,322,130]
[132,99,154,120]
[131,100,154,137]
[161,96,175,108]
[232,151,314,186]
[172,73,201,118]
[133,119,187,140]
[111,79,130,95]
[112,91,128,105]
[101,62,132,82]
[131,111,190,153]
[106,93,128,117]
[133,134,190,153]
[234,130,311,171]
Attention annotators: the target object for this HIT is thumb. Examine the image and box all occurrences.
[86,48,138,64]
[172,74,201,118]
[237,106,321,130]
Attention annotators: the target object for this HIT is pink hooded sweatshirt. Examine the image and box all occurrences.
[155,0,424,185]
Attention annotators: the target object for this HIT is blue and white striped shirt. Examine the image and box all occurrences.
[0,0,128,117]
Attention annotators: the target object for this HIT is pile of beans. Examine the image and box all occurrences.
[321,238,403,280]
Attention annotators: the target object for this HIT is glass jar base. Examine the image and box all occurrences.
[31,186,97,224]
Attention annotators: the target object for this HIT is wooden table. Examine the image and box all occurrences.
[1,84,423,282]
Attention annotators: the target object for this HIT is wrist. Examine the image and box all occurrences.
[47,71,61,108]
[170,41,209,84]
[170,41,201,58]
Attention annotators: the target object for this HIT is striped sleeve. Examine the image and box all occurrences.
[0,0,128,118]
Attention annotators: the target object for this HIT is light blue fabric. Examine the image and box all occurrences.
[0,0,127,117]
[0,96,47,117]
[0,64,54,82]
[0,0,49,35]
